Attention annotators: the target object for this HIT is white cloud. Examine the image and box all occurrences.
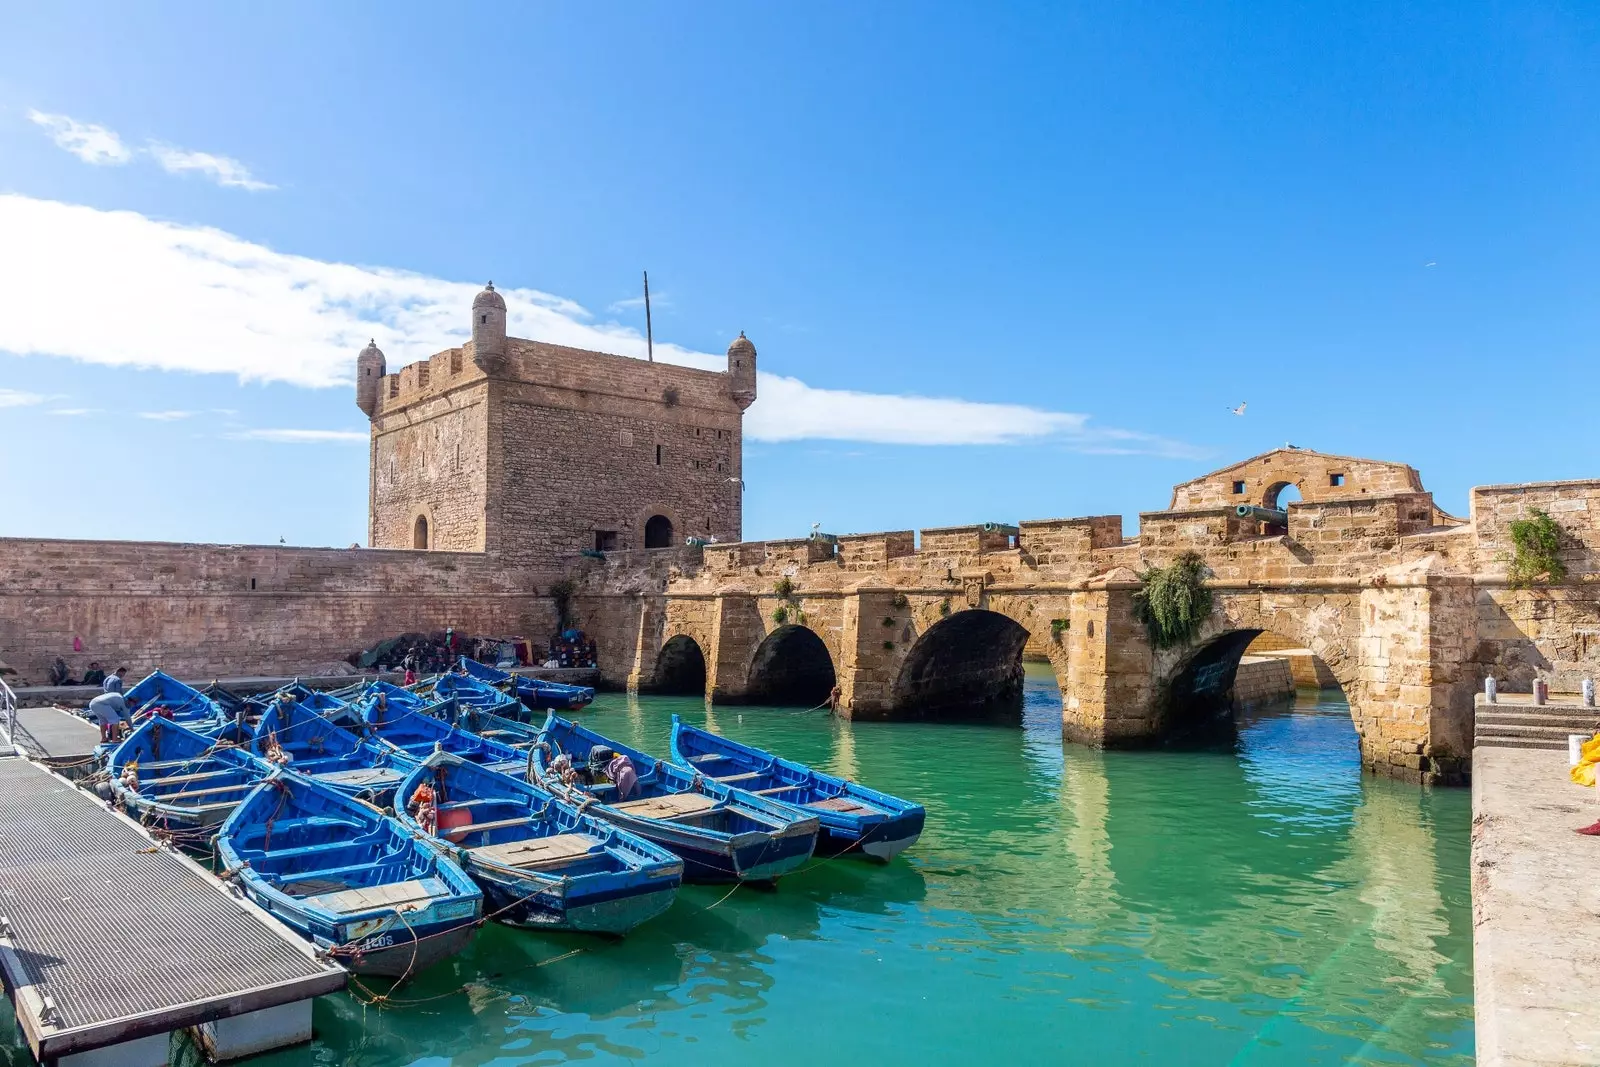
[27,110,132,165]
[146,143,275,191]
[49,407,100,417]
[27,109,271,190]
[137,410,195,421]
[608,291,672,314]
[227,428,368,444]
[0,194,1201,455]
[0,388,49,408]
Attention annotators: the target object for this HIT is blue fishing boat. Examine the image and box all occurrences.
[395,751,683,934]
[246,682,361,730]
[532,714,819,884]
[361,692,528,774]
[458,657,595,711]
[251,695,412,803]
[430,668,526,718]
[453,704,542,747]
[217,773,483,979]
[669,716,926,862]
[123,670,224,733]
[108,717,269,830]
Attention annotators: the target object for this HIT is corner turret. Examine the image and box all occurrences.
[355,338,386,417]
[472,281,508,375]
[727,331,757,410]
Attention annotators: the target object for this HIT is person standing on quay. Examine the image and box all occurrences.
[103,666,128,694]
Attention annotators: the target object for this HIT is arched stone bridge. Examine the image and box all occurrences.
[571,449,1600,785]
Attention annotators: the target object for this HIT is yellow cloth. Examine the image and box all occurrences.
[1569,734,1600,787]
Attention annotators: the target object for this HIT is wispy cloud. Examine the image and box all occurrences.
[0,194,1201,455]
[49,407,100,417]
[137,410,195,421]
[608,291,672,314]
[27,110,132,165]
[227,428,368,444]
[27,110,271,191]
[0,388,49,408]
[146,143,274,191]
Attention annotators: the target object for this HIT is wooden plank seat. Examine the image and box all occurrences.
[160,781,261,801]
[146,767,241,787]
[610,792,720,820]
[806,796,885,816]
[447,815,537,836]
[753,785,801,796]
[471,833,602,871]
[305,879,443,915]
[312,767,404,787]
[687,753,730,765]
[712,771,764,785]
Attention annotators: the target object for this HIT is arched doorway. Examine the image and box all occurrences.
[746,625,836,706]
[1264,481,1302,510]
[413,515,429,549]
[653,635,707,695]
[644,514,674,549]
[891,609,1031,720]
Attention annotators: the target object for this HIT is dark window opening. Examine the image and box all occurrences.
[414,515,429,550]
[1232,480,1246,495]
[644,514,673,549]
[705,517,711,531]
[1330,473,1346,487]
[480,314,487,324]
[595,530,618,552]
[655,444,662,465]
[250,577,256,590]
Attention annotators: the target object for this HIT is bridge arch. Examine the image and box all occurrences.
[652,634,708,695]
[746,624,837,706]
[890,607,1043,720]
[1153,593,1363,743]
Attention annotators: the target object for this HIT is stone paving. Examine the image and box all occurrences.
[1473,746,1600,1066]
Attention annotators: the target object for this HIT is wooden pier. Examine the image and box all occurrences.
[0,756,346,1065]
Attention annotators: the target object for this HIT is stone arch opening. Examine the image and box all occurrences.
[1160,627,1348,745]
[891,609,1031,721]
[413,514,430,550]
[746,625,837,706]
[644,514,674,549]
[1264,481,1302,510]
[653,635,707,695]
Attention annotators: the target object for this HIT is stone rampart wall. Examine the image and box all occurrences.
[0,538,555,685]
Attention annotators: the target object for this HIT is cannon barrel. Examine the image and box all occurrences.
[980,522,1021,535]
[1235,505,1288,524]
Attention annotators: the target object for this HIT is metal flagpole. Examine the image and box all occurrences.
[643,270,654,362]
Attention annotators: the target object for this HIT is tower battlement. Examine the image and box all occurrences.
[360,284,754,566]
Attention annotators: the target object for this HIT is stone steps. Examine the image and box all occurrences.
[1476,706,1600,750]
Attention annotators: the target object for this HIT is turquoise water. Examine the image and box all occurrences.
[1,666,1475,1064]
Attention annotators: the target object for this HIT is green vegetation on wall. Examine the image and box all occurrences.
[1508,508,1567,588]
[1132,552,1213,649]
[549,578,576,628]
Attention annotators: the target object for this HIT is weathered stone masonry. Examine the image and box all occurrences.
[570,449,1600,785]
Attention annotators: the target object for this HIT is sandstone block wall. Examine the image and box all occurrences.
[0,537,556,685]
[1232,656,1296,705]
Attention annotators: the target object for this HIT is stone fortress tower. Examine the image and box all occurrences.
[359,283,755,566]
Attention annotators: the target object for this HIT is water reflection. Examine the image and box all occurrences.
[0,670,1471,1067]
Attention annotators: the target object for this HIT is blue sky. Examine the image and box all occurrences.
[1,2,1595,547]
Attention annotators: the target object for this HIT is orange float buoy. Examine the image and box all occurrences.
[438,806,474,843]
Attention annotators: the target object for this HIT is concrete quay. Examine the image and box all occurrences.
[1472,746,1600,1066]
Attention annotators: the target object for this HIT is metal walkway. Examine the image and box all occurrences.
[6,706,102,765]
[0,758,346,1061]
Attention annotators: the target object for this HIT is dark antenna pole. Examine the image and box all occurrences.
[643,270,654,362]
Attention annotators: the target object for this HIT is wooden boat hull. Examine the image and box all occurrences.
[318,912,480,979]
[669,716,925,863]
[473,866,679,933]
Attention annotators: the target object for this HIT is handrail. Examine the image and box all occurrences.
[0,674,17,750]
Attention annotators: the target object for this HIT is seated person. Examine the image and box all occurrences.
[48,657,76,687]
[81,662,106,686]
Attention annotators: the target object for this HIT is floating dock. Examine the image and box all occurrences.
[5,704,102,768]
[0,756,346,1065]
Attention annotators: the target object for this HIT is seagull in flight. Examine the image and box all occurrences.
[1228,402,1247,416]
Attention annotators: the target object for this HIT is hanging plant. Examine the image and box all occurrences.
[772,605,789,625]
[1508,508,1567,588]
[1050,618,1069,640]
[891,592,909,609]
[1132,552,1213,649]
[774,576,795,598]
[882,640,895,651]
[939,598,952,617]
[882,616,896,627]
